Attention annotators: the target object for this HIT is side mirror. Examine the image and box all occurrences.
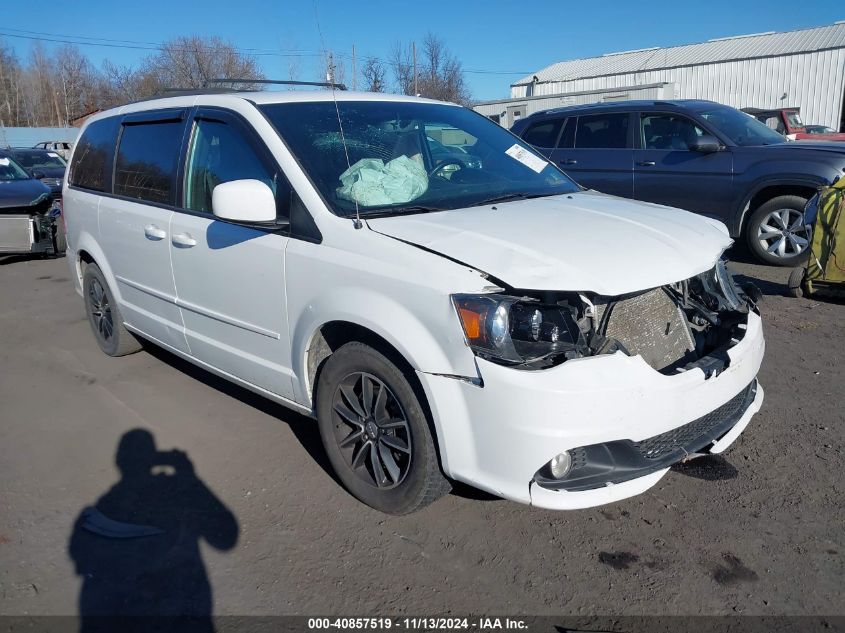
[689,135,721,153]
[212,179,277,224]
[32,170,45,180]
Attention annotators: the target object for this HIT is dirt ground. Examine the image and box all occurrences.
[0,249,842,621]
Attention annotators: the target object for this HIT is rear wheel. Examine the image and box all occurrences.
[316,342,450,514]
[82,264,142,357]
[746,195,810,266]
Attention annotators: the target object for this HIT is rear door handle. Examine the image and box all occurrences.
[171,232,197,248]
[144,224,166,240]
[560,159,578,165]
[637,161,656,167]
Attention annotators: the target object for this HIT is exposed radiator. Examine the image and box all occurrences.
[0,215,34,253]
[594,288,695,371]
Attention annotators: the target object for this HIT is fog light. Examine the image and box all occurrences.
[550,451,572,479]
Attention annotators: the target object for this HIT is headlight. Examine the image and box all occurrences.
[692,258,745,312]
[452,293,585,365]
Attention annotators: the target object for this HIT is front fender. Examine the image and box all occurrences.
[733,174,826,235]
[289,285,478,407]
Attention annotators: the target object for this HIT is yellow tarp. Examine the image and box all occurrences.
[807,176,845,286]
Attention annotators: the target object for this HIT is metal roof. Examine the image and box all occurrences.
[514,22,845,86]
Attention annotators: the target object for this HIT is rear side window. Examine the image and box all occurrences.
[69,117,119,192]
[115,120,185,205]
[522,119,563,148]
[574,113,630,149]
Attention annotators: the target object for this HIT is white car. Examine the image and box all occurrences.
[63,91,765,514]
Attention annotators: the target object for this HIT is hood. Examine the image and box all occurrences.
[0,178,52,209]
[367,191,732,295]
[765,140,845,156]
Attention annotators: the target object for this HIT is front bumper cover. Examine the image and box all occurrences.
[533,380,758,492]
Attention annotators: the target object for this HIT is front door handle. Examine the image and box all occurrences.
[560,158,578,165]
[637,161,656,167]
[144,224,166,240]
[171,232,197,248]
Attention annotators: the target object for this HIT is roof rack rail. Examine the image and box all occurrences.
[206,78,348,91]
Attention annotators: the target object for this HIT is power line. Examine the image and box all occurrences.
[0,28,532,76]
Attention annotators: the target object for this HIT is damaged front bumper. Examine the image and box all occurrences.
[417,310,765,510]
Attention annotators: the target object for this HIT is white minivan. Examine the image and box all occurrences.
[64,90,765,514]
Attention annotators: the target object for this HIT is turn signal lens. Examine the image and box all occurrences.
[458,307,483,340]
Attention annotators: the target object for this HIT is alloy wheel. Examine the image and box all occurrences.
[756,208,810,259]
[331,372,412,489]
[88,278,114,342]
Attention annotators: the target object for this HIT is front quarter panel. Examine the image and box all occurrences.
[285,224,490,407]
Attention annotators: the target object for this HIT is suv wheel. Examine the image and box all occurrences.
[746,195,810,266]
[82,264,142,357]
[316,342,450,514]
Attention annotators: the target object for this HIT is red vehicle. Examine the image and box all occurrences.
[742,107,845,141]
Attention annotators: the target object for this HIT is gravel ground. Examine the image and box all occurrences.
[0,250,842,621]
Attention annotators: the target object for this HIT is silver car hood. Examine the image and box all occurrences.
[367,191,732,295]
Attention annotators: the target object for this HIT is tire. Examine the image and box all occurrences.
[82,263,142,357]
[787,266,805,298]
[315,342,450,514]
[746,195,811,266]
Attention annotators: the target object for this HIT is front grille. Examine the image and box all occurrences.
[633,382,756,460]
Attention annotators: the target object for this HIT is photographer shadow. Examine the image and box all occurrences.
[68,429,239,632]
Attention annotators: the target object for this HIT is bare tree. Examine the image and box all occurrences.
[361,57,385,92]
[417,33,470,104]
[55,45,98,123]
[141,35,264,92]
[0,40,25,126]
[389,42,414,95]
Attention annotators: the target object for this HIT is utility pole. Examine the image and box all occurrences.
[412,41,417,96]
[326,52,334,84]
[352,44,357,91]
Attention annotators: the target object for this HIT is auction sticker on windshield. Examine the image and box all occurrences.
[505,144,548,173]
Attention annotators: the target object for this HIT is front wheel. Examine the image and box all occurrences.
[746,195,811,266]
[316,342,450,514]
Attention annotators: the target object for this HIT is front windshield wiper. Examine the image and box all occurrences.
[469,191,560,207]
[356,205,445,218]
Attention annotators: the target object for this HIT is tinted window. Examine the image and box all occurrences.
[184,118,287,217]
[640,114,707,150]
[699,106,785,146]
[69,117,119,192]
[522,119,562,148]
[115,120,184,204]
[574,113,629,149]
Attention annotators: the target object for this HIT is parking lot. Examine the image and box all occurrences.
[0,250,842,618]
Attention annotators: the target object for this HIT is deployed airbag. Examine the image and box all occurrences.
[337,155,428,206]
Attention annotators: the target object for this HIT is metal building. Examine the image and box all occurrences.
[474,22,845,130]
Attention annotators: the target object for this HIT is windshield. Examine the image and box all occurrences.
[13,151,66,170]
[260,101,579,216]
[0,156,32,181]
[699,106,787,146]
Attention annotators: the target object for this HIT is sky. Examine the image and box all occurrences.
[3,0,844,101]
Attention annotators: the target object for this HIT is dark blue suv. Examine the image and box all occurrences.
[511,100,845,265]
